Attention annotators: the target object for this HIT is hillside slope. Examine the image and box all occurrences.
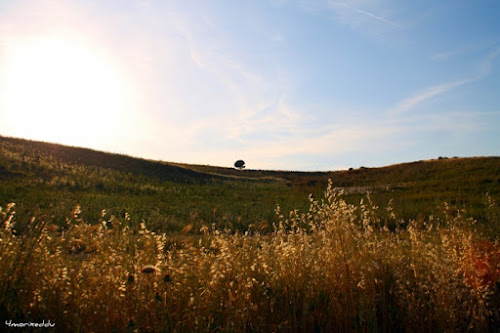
[1,135,499,233]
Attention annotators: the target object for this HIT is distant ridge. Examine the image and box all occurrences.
[1,135,499,188]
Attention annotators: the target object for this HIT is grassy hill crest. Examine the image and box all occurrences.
[1,135,499,233]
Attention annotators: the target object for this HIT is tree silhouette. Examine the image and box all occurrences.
[234,160,245,170]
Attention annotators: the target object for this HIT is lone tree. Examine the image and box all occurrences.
[234,160,245,170]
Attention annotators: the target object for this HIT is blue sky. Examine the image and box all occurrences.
[1,0,499,170]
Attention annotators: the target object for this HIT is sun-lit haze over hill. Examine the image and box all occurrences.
[1,0,499,170]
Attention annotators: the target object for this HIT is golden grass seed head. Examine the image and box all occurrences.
[142,265,158,274]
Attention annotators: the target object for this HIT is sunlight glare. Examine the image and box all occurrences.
[0,33,139,149]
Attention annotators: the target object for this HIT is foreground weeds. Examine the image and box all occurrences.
[1,182,499,332]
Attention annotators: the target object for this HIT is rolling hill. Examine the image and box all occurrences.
[1,135,499,234]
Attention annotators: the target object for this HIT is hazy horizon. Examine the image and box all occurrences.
[1,0,499,171]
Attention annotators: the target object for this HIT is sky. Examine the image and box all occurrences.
[0,0,499,171]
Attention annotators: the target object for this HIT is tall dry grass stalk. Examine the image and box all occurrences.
[0,181,499,332]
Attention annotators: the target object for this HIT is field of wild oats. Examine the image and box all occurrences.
[1,182,499,332]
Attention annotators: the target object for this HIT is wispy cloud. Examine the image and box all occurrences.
[327,0,398,27]
[430,40,500,61]
[477,47,500,77]
[241,110,493,170]
[430,49,463,61]
[389,79,469,116]
[390,47,500,115]
[354,8,393,25]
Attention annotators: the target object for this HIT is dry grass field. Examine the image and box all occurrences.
[1,183,499,332]
[1,136,499,331]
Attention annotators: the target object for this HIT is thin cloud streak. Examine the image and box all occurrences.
[328,1,397,26]
[390,47,500,116]
[389,79,469,116]
[355,8,394,25]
